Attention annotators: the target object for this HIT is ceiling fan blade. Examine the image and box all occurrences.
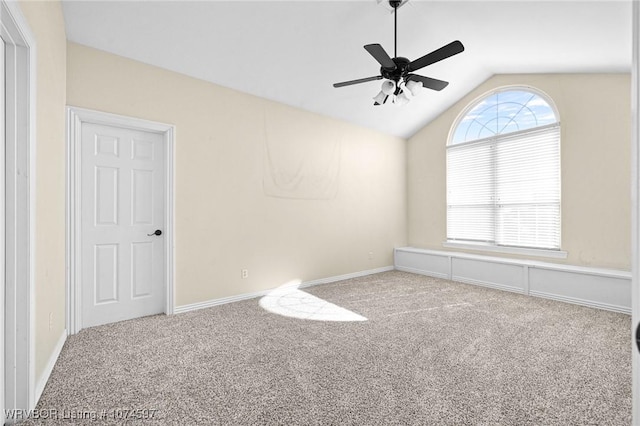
[407,74,449,91]
[408,40,465,72]
[364,44,397,70]
[333,75,382,88]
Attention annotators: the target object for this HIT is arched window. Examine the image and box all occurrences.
[446,87,560,251]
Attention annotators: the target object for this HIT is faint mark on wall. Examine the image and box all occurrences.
[263,109,342,200]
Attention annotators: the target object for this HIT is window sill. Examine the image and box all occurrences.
[442,241,568,259]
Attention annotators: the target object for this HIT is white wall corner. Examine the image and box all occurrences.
[631,0,640,422]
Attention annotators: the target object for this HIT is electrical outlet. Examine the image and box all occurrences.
[241,269,249,279]
[368,251,374,260]
[48,312,53,330]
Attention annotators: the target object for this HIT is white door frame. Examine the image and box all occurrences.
[1,0,37,419]
[66,107,175,335]
[632,1,640,422]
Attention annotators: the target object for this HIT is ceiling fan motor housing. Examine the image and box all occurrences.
[382,57,410,83]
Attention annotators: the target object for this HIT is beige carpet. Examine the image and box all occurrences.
[27,271,631,425]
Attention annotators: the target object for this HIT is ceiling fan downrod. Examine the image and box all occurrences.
[392,0,399,58]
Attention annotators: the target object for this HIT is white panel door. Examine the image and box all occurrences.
[81,122,165,328]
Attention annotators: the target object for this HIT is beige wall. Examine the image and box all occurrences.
[408,74,631,270]
[66,42,407,306]
[18,2,67,381]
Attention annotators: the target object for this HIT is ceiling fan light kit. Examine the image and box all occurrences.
[406,80,423,96]
[373,91,388,106]
[395,90,411,105]
[381,80,396,95]
[334,0,465,107]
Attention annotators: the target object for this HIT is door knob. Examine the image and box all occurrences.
[147,229,162,236]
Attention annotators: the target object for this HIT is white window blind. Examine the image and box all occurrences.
[447,123,560,250]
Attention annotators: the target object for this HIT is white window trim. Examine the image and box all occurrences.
[442,241,568,259]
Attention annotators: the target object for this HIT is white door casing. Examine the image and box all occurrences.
[80,123,165,328]
[68,108,175,334]
[2,0,36,418]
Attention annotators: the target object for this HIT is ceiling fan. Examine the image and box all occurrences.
[333,0,464,106]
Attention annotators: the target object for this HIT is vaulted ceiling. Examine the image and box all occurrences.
[62,1,631,139]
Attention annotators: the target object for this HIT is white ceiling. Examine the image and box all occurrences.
[61,1,632,139]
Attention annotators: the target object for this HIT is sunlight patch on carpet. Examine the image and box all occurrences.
[259,281,367,322]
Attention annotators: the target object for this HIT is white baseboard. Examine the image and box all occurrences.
[297,266,394,289]
[174,266,394,314]
[173,289,272,314]
[35,329,67,404]
[395,247,631,314]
